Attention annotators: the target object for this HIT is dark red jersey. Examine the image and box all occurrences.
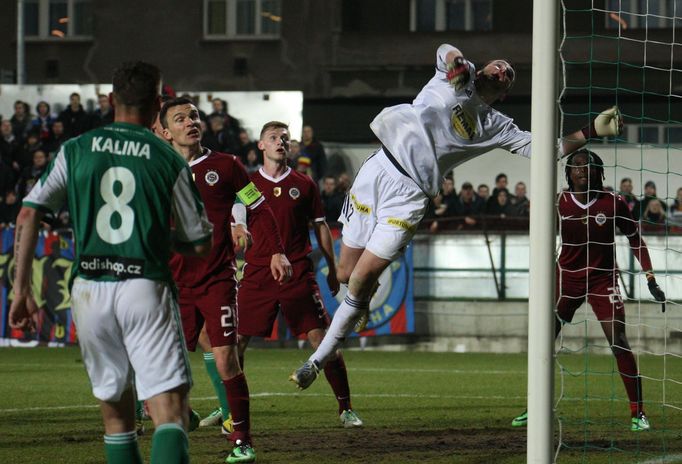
[170,149,283,287]
[246,167,325,264]
[558,191,651,276]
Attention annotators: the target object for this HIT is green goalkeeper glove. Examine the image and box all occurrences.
[582,106,623,139]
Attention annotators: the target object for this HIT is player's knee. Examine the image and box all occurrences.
[347,277,375,300]
[336,263,351,284]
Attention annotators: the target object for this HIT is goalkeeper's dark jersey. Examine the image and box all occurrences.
[23,122,213,286]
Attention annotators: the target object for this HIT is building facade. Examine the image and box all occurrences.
[0,0,678,142]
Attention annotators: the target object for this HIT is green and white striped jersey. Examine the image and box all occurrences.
[23,122,213,285]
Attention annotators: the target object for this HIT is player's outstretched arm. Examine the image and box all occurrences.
[561,106,623,156]
[618,199,667,310]
[313,220,340,296]
[9,207,44,330]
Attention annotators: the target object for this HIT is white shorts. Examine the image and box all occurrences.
[339,148,428,261]
[71,277,191,402]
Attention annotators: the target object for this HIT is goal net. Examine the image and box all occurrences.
[555,1,682,461]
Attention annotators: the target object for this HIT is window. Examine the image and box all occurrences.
[410,0,492,32]
[204,0,281,39]
[605,0,680,30]
[24,0,93,39]
[624,124,682,145]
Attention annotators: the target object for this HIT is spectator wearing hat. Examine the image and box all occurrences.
[635,180,666,219]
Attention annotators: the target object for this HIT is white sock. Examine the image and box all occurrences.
[310,293,368,368]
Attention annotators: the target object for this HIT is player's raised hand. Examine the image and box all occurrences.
[583,106,623,138]
[231,224,252,252]
[9,293,37,331]
[270,253,293,283]
[446,56,470,91]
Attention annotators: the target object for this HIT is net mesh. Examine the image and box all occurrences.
[556,1,682,462]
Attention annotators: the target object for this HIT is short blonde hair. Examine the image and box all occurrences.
[259,121,289,139]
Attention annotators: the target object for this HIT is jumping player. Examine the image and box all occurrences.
[237,121,363,427]
[290,43,624,388]
[511,149,665,431]
[10,62,213,464]
[160,98,292,464]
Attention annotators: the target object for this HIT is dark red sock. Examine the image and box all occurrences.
[223,373,251,444]
[615,351,643,417]
[324,355,351,414]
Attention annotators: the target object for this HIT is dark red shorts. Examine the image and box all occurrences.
[178,278,237,351]
[556,270,625,322]
[237,258,329,337]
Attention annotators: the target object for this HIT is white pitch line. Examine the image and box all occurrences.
[636,455,682,464]
[0,392,525,414]
[0,363,522,376]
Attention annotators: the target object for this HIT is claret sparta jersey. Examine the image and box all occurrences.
[170,149,258,288]
[23,122,213,285]
[246,167,325,264]
[370,43,532,197]
[558,191,639,275]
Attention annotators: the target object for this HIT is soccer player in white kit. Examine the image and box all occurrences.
[290,43,624,388]
[9,62,213,464]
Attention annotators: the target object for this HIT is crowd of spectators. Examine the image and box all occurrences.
[1,94,118,229]
[425,173,530,232]
[2,95,681,236]
[423,172,682,234]
[0,94,338,230]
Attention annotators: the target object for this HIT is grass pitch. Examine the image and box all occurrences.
[0,347,680,463]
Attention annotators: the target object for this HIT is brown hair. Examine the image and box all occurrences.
[112,61,161,110]
[259,121,289,139]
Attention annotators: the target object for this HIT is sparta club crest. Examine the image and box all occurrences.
[273,187,282,197]
[204,170,219,186]
[595,212,607,226]
[289,187,301,199]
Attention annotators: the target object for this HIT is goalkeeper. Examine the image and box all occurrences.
[290,43,624,390]
[511,149,665,431]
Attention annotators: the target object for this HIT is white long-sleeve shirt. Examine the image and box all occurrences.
[370,43,532,198]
